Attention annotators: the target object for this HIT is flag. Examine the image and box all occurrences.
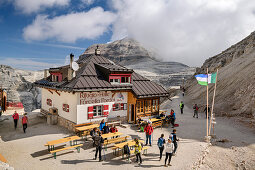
[195,72,217,86]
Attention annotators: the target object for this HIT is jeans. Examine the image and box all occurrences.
[180,108,183,114]
[171,118,175,127]
[173,142,178,153]
[165,152,172,164]
[23,123,27,133]
[146,134,152,145]
[159,146,164,159]
[14,119,18,129]
[193,110,198,118]
[136,153,142,163]
[95,146,102,160]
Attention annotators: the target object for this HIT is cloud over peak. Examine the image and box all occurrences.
[23,7,117,43]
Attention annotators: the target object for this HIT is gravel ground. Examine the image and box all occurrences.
[0,94,254,170]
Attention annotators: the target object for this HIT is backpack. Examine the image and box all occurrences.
[123,144,130,155]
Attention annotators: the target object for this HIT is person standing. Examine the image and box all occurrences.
[90,127,97,147]
[164,138,174,167]
[94,132,104,162]
[157,134,165,161]
[12,111,19,130]
[193,104,199,118]
[21,113,28,133]
[204,106,211,119]
[170,109,176,128]
[134,138,142,165]
[179,101,184,114]
[144,121,153,146]
[171,129,179,155]
[99,119,105,132]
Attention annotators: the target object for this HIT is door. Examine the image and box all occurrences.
[131,104,135,122]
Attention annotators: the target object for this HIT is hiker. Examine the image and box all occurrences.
[123,144,131,162]
[170,109,176,128]
[12,111,19,130]
[102,122,110,134]
[164,138,174,167]
[193,104,199,118]
[94,131,104,162]
[204,106,211,119]
[171,129,179,155]
[179,101,184,114]
[99,119,105,132]
[110,125,118,133]
[21,113,28,133]
[134,138,142,165]
[90,127,97,146]
[144,121,153,146]
[182,87,185,97]
[157,134,166,160]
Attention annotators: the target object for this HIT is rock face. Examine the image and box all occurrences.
[0,65,43,112]
[186,32,255,117]
[83,38,195,88]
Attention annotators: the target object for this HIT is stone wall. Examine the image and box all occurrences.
[57,116,76,132]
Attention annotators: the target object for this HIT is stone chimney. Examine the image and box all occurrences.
[68,53,74,81]
[44,69,49,79]
[95,45,101,56]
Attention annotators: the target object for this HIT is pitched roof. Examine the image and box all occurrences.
[34,54,168,98]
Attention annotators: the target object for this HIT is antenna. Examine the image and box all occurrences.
[72,62,79,71]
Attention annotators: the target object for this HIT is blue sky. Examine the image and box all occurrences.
[1,0,255,70]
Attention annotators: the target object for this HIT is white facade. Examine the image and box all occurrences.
[41,88,128,124]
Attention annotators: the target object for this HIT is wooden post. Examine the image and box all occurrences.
[209,69,218,135]
[206,68,209,137]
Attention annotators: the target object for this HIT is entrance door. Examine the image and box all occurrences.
[131,104,135,122]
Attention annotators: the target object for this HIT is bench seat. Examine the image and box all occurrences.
[50,144,83,159]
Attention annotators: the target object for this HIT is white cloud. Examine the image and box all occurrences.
[110,0,255,66]
[23,7,117,43]
[0,58,62,70]
[81,0,95,6]
[14,0,70,14]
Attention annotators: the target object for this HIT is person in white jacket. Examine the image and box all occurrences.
[164,138,174,167]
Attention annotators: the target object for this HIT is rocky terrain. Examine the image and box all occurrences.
[0,65,43,112]
[83,38,195,88]
[186,31,255,119]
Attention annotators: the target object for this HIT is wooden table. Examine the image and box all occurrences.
[101,132,123,139]
[75,124,99,137]
[113,139,144,157]
[46,136,80,151]
[141,117,165,129]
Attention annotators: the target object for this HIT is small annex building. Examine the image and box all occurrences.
[34,48,168,131]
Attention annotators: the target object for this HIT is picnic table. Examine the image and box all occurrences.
[141,117,165,129]
[75,124,99,138]
[101,132,123,139]
[45,135,80,151]
[113,139,144,157]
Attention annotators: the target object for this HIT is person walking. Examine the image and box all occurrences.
[164,138,174,167]
[170,109,176,128]
[12,111,19,130]
[193,104,199,118]
[134,138,142,165]
[204,106,211,119]
[21,113,28,133]
[99,119,105,133]
[94,132,104,162]
[171,129,179,155]
[179,101,184,114]
[144,121,153,146]
[157,134,166,161]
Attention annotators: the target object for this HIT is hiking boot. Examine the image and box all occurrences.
[164,164,168,167]
[99,159,103,162]
[168,163,172,166]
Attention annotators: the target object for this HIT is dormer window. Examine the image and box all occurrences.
[50,72,62,82]
[109,74,131,84]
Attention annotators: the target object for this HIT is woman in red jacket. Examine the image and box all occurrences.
[144,121,153,146]
[12,111,19,130]
[22,113,28,133]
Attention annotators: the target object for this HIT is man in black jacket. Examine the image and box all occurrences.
[94,132,104,162]
[171,129,179,155]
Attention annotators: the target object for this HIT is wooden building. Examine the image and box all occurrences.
[34,48,168,130]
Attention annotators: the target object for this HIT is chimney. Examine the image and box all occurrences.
[95,45,101,56]
[44,69,49,79]
[70,53,74,69]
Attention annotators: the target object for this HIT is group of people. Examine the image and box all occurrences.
[193,104,211,119]
[12,111,28,133]
[157,129,179,167]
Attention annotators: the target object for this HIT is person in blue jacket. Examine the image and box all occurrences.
[99,119,105,132]
[157,134,166,160]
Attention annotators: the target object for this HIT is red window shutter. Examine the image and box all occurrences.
[112,104,116,111]
[66,104,69,112]
[103,111,109,117]
[88,106,93,119]
[104,105,109,111]
[121,103,124,110]
[62,104,65,111]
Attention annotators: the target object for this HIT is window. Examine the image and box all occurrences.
[140,101,144,113]
[93,105,102,116]
[109,74,131,84]
[121,77,130,83]
[137,101,140,113]
[47,99,52,106]
[113,103,127,111]
[88,105,109,119]
[152,99,159,112]
[63,104,69,112]
[110,79,114,83]
[145,100,151,113]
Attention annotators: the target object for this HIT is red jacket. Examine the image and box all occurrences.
[22,116,28,124]
[110,127,118,133]
[144,125,153,135]
[12,113,19,120]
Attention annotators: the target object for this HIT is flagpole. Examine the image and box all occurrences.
[209,69,218,135]
[206,68,209,137]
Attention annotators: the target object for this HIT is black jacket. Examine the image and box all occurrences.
[103,126,110,134]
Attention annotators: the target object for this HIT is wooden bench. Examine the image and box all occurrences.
[0,154,7,163]
[130,146,149,155]
[104,136,129,151]
[50,144,83,159]
[75,122,93,128]
[152,121,163,128]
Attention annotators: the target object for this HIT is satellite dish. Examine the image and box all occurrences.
[72,62,79,71]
